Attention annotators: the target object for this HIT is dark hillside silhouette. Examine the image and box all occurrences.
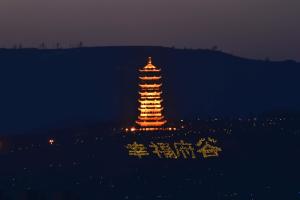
[0,46,299,133]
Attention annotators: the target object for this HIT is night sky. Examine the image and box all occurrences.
[0,0,299,61]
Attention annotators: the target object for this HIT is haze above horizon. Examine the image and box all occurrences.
[0,0,299,61]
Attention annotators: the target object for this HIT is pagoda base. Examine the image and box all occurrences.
[124,126,177,133]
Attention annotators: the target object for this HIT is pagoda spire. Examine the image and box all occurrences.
[148,56,152,64]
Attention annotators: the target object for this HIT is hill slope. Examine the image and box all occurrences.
[0,46,299,133]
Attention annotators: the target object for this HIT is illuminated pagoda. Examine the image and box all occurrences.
[127,57,176,132]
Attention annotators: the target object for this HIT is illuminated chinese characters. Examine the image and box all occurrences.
[125,137,222,159]
[126,141,149,158]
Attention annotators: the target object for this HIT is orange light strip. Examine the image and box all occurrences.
[139,91,162,95]
[124,127,177,132]
[138,116,164,120]
[140,105,162,108]
[140,97,162,100]
[139,76,162,81]
[139,84,162,88]
[139,69,161,72]
[135,120,167,127]
[139,108,163,111]
[138,99,163,103]
[140,114,162,117]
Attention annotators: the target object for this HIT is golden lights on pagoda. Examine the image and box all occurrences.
[126,57,176,132]
[136,57,166,128]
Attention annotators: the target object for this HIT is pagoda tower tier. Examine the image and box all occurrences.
[135,57,167,128]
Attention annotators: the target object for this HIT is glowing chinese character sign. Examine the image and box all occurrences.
[125,138,222,159]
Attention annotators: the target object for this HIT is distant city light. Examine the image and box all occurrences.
[48,139,55,145]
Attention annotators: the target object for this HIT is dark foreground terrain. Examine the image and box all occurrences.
[0,115,300,199]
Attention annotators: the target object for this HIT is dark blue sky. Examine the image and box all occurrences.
[0,0,299,60]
